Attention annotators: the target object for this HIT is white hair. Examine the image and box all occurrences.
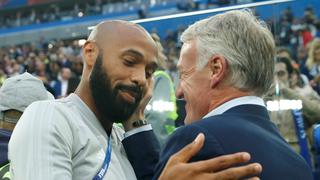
[181,9,275,96]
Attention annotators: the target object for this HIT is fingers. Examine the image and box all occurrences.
[170,133,205,163]
[211,163,262,180]
[246,177,260,180]
[192,152,251,172]
[140,78,154,108]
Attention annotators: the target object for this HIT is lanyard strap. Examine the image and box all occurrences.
[291,109,312,167]
[93,136,112,180]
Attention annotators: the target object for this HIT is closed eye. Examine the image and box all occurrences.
[124,59,135,67]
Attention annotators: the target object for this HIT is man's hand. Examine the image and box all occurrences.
[122,78,154,131]
[159,133,262,180]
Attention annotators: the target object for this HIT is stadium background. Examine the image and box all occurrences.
[1,0,320,178]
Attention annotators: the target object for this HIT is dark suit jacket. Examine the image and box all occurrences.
[122,130,160,180]
[154,104,313,179]
[123,104,313,180]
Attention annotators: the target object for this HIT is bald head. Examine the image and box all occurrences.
[81,19,159,85]
[79,20,159,124]
[88,20,155,49]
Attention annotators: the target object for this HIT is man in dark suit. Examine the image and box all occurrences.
[8,20,262,180]
[145,9,312,179]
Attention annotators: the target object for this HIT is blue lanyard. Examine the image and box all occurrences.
[291,109,312,167]
[93,136,112,180]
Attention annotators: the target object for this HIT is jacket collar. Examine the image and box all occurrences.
[203,96,266,119]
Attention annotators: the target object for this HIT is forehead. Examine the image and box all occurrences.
[275,62,287,71]
[102,25,158,63]
[178,40,197,70]
[278,51,290,58]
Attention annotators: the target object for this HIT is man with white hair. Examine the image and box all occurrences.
[9,20,262,180]
[151,10,313,179]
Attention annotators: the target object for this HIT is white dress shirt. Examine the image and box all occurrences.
[203,96,266,119]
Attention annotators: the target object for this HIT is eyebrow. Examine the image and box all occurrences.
[123,49,144,59]
[122,48,158,70]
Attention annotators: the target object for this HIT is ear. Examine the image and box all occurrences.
[83,41,99,68]
[208,55,227,88]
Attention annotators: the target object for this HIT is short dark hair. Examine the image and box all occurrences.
[276,47,292,58]
[276,56,293,75]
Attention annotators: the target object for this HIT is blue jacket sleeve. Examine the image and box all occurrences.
[152,124,225,180]
[122,130,160,180]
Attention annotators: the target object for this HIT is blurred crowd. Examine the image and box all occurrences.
[1,3,320,175]
[0,0,160,29]
[0,39,83,98]
[0,0,261,30]
[1,6,320,98]
[0,0,180,30]
[273,6,320,95]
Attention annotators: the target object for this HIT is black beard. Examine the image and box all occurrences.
[89,53,142,123]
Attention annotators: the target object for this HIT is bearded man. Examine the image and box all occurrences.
[8,20,261,180]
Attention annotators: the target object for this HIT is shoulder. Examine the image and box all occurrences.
[167,115,231,142]
[154,120,225,179]
[25,98,77,120]
[162,121,225,158]
[26,98,67,111]
[15,99,77,138]
[10,100,76,154]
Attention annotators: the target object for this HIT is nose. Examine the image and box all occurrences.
[175,82,184,99]
[131,69,147,87]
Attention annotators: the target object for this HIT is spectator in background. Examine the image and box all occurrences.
[177,0,196,12]
[0,70,5,87]
[301,25,314,48]
[24,52,37,74]
[58,53,72,68]
[306,38,320,94]
[71,57,83,78]
[66,76,80,96]
[47,60,60,81]
[277,47,294,61]
[8,20,263,180]
[50,67,72,98]
[290,68,320,101]
[0,73,54,176]
[34,59,48,80]
[277,47,300,69]
[297,46,310,76]
[145,33,178,147]
[266,57,320,163]
[282,6,294,23]
[316,21,320,38]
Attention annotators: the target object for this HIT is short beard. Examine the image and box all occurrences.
[89,53,142,124]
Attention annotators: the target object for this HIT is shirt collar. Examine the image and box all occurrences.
[203,96,265,119]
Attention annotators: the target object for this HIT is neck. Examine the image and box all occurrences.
[208,86,251,113]
[75,80,113,135]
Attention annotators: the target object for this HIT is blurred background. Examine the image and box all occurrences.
[1,0,320,178]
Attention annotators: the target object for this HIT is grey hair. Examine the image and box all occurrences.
[181,9,275,96]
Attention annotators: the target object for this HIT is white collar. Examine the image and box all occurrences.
[203,96,265,119]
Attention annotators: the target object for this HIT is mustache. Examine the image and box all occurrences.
[116,84,143,99]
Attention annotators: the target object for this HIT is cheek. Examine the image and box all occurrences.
[181,80,208,111]
[180,80,196,100]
